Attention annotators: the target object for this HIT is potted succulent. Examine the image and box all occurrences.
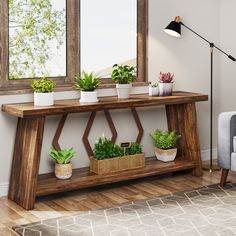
[50,147,76,179]
[74,71,101,103]
[149,82,159,96]
[150,129,180,162]
[31,77,56,106]
[90,137,145,174]
[111,64,136,99]
[159,72,174,96]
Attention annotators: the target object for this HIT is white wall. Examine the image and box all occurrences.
[0,0,221,196]
[219,0,236,112]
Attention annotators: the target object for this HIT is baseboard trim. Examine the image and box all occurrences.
[0,149,218,197]
[0,183,9,197]
[201,148,217,161]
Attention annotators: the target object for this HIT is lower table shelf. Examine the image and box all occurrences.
[36,157,197,197]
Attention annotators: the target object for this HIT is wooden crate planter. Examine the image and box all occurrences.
[90,153,145,174]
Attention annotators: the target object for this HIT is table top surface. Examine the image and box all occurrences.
[1,91,208,118]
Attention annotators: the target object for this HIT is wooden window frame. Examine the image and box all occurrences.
[0,0,148,95]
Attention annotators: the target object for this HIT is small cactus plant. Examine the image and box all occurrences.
[159,72,174,83]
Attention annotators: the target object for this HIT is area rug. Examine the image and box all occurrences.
[13,183,236,236]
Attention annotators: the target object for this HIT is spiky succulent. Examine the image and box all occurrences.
[159,72,174,83]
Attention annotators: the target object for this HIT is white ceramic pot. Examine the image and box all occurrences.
[80,90,98,103]
[116,84,132,99]
[159,83,173,96]
[154,147,177,162]
[149,86,159,96]
[55,163,72,179]
[34,92,54,106]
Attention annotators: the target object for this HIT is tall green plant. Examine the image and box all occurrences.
[111,64,136,84]
[150,129,180,150]
[74,71,101,91]
[31,78,56,93]
[50,147,76,164]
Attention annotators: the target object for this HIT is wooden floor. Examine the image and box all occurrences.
[1,167,236,236]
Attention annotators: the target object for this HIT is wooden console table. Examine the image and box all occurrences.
[2,91,208,210]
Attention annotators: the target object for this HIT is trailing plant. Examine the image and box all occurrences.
[31,77,56,93]
[74,71,101,91]
[125,143,143,155]
[150,129,180,150]
[50,147,76,164]
[111,64,136,84]
[94,137,123,160]
[159,72,174,83]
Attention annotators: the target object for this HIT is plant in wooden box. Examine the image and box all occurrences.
[90,137,145,174]
[31,77,56,106]
[50,147,76,179]
[150,129,180,162]
[159,72,174,96]
[74,71,101,103]
[111,64,136,99]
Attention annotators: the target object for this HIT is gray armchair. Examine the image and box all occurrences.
[218,111,236,186]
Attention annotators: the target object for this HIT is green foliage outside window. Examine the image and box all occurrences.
[9,0,66,79]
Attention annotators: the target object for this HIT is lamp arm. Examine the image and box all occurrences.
[181,22,236,62]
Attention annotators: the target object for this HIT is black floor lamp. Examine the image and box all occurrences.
[164,16,236,172]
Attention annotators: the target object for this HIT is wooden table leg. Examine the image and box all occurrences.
[8,117,45,210]
[166,103,203,177]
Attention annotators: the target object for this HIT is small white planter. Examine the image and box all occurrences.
[154,147,177,162]
[34,92,54,106]
[55,163,72,180]
[159,83,173,96]
[149,86,159,96]
[80,90,98,103]
[116,84,132,99]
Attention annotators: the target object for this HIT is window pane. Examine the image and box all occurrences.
[9,0,66,79]
[81,0,137,78]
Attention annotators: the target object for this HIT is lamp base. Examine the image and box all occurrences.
[202,163,221,173]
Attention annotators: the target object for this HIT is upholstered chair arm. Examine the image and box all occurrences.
[218,112,236,169]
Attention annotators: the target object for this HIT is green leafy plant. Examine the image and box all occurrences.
[111,64,136,84]
[74,71,101,91]
[150,129,180,150]
[125,143,143,155]
[94,137,123,160]
[50,147,76,164]
[31,78,56,93]
[149,82,158,87]
[94,138,143,160]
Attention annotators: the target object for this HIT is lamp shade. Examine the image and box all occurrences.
[164,21,181,38]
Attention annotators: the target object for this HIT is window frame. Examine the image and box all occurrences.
[0,0,148,94]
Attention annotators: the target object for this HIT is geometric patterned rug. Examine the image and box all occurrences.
[13,183,236,236]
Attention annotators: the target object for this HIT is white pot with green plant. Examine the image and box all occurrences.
[111,64,136,99]
[50,147,76,179]
[150,129,180,162]
[149,83,159,96]
[31,78,56,106]
[159,72,174,96]
[74,71,101,103]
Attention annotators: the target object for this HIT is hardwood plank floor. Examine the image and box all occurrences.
[1,167,236,236]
